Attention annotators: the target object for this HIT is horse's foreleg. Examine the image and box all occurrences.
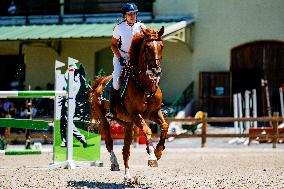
[150,109,169,160]
[132,114,158,167]
[122,123,133,182]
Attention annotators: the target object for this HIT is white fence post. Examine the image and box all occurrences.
[237,93,243,133]
[252,89,257,128]
[233,94,239,134]
[245,90,251,133]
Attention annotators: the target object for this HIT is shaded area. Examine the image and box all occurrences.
[67,180,151,189]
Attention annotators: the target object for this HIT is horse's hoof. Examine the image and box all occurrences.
[124,176,141,185]
[148,160,158,167]
[111,164,120,171]
[124,177,134,185]
[133,177,142,185]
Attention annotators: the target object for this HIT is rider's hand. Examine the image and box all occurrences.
[118,57,127,66]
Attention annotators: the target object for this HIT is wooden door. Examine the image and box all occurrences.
[231,41,284,115]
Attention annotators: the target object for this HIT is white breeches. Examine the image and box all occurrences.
[112,53,128,90]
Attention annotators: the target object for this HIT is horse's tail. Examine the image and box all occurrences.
[88,76,106,121]
[90,76,105,92]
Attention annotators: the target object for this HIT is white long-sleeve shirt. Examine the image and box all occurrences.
[113,20,146,53]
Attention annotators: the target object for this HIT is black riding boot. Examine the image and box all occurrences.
[106,87,119,119]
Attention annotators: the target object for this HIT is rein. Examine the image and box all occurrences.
[125,65,157,98]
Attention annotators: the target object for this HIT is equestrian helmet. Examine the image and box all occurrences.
[121,3,138,14]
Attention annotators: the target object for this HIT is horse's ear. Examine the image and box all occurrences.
[158,26,164,38]
[141,26,149,37]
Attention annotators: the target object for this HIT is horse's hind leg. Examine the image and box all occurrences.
[88,77,119,171]
[122,122,134,183]
[132,114,158,167]
[150,109,169,160]
[99,114,120,171]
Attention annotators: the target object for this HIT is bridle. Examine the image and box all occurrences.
[143,38,163,82]
[127,37,163,98]
[143,38,162,64]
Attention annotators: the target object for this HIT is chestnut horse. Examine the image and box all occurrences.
[88,26,168,183]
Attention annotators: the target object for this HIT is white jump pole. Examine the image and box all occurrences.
[66,57,78,169]
[237,93,243,134]
[252,89,257,128]
[244,90,251,133]
[53,60,66,165]
[233,94,239,134]
[228,93,241,144]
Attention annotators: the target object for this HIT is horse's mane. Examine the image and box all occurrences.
[128,33,145,65]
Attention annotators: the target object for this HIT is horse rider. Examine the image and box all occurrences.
[106,3,146,118]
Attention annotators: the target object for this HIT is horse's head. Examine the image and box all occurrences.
[140,26,164,83]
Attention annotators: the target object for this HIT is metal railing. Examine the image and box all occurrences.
[0,1,154,25]
[0,1,154,16]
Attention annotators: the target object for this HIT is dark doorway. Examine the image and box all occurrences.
[95,47,113,77]
[231,41,284,116]
[0,55,25,90]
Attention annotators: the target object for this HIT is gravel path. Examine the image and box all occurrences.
[1,139,284,189]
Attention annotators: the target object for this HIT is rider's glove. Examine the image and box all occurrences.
[118,57,127,66]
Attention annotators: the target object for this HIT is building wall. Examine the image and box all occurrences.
[60,38,110,81]
[0,41,19,55]
[160,41,192,103]
[156,0,284,100]
[154,0,198,17]
[23,40,98,89]
[24,45,58,89]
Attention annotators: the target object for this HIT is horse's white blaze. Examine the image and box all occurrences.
[148,146,157,160]
[153,40,159,60]
[157,76,160,84]
[145,40,161,83]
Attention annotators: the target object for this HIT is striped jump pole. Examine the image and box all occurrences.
[0,149,52,155]
[0,90,67,98]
